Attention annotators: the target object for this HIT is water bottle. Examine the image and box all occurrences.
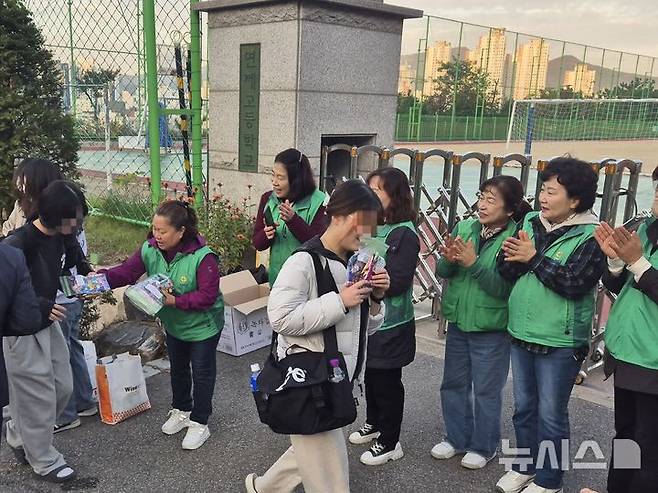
[328,359,344,383]
[250,363,261,392]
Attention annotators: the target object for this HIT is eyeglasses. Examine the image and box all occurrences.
[476,191,499,205]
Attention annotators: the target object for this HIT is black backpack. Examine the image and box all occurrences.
[253,249,367,435]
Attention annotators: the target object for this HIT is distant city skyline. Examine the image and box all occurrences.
[391,0,658,57]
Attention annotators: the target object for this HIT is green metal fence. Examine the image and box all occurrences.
[399,15,658,142]
[25,0,208,225]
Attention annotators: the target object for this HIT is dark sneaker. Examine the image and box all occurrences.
[348,422,380,445]
[54,419,81,434]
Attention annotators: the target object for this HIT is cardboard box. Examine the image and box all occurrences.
[217,270,272,356]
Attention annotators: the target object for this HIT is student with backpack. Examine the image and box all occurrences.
[2,179,90,483]
[245,180,390,493]
[100,200,224,450]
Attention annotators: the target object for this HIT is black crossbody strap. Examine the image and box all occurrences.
[306,251,341,357]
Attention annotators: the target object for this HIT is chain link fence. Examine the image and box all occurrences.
[398,15,658,142]
[25,0,208,224]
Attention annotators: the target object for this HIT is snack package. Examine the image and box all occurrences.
[125,274,174,316]
[60,273,111,298]
[346,237,388,285]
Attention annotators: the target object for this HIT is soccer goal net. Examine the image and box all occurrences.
[507,98,658,145]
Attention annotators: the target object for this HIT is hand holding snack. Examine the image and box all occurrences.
[370,270,390,299]
[340,280,372,308]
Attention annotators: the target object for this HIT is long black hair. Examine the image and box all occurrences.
[274,148,316,202]
[326,179,382,218]
[479,175,532,223]
[13,158,63,219]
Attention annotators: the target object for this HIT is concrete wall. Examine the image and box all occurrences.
[205,1,407,202]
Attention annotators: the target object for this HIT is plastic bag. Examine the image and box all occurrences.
[94,321,166,363]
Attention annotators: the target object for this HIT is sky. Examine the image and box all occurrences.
[392,0,658,58]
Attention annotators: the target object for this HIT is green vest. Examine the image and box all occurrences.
[508,212,597,347]
[266,189,326,286]
[439,218,516,332]
[605,218,658,370]
[376,221,417,331]
[141,242,224,342]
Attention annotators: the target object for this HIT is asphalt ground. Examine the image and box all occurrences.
[0,318,614,493]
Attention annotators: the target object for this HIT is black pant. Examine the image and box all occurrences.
[166,332,220,425]
[607,386,658,493]
[365,367,404,448]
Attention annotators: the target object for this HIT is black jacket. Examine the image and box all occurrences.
[2,222,91,330]
[0,244,43,407]
[367,226,420,369]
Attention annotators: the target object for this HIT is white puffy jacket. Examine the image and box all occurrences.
[267,250,385,384]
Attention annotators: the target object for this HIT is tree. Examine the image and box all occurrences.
[397,93,418,114]
[77,67,119,137]
[597,77,658,99]
[0,0,78,216]
[423,58,501,116]
[538,87,586,99]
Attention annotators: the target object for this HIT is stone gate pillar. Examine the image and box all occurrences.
[194,0,423,200]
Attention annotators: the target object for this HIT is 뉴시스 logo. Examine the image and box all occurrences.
[499,439,641,472]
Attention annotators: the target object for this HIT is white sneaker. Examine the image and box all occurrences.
[161,409,190,435]
[359,441,404,466]
[182,420,210,450]
[245,473,259,493]
[522,483,562,493]
[495,470,536,493]
[430,441,462,460]
[461,451,495,469]
[348,422,380,445]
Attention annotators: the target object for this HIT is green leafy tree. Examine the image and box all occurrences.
[538,87,586,99]
[0,0,79,216]
[77,67,119,137]
[397,93,418,114]
[423,58,501,116]
[598,77,658,99]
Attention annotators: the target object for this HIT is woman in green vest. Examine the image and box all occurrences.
[592,167,658,493]
[348,168,420,466]
[431,175,531,471]
[100,200,224,451]
[495,157,606,493]
[252,148,328,286]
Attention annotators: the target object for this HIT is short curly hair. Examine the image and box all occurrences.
[540,156,598,213]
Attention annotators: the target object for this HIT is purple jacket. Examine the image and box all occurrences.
[101,235,220,311]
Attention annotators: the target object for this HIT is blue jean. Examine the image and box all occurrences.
[57,300,95,425]
[510,343,584,489]
[440,323,511,458]
[166,331,220,425]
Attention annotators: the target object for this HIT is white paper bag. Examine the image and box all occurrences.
[96,352,151,425]
[81,340,98,401]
